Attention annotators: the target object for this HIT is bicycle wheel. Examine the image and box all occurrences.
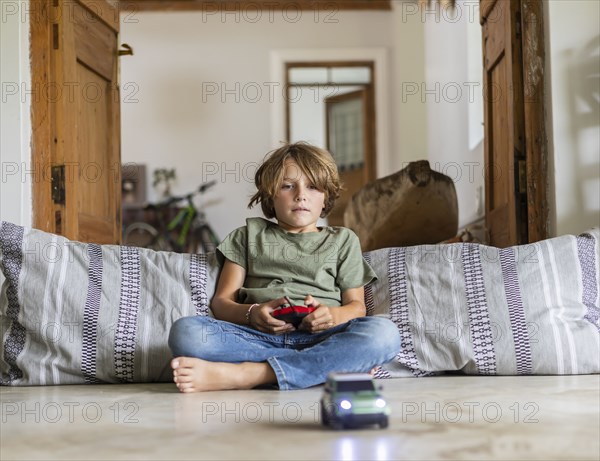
[123,222,171,251]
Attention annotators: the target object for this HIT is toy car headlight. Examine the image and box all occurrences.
[375,398,387,408]
[339,399,352,410]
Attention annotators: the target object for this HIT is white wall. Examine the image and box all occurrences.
[288,87,327,147]
[546,0,600,235]
[119,5,425,238]
[390,0,429,170]
[0,1,32,226]
[423,0,485,227]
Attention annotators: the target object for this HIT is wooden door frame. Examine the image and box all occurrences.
[481,0,548,242]
[284,60,377,184]
[520,0,548,242]
[30,0,53,231]
[30,2,546,239]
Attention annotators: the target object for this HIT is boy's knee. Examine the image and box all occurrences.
[169,315,192,337]
[168,317,190,355]
[168,315,214,356]
[359,317,401,354]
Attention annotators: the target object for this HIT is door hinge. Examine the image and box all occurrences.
[53,24,59,50]
[51,165,66,205]
[518,160,527,194]
[54,210,62,235]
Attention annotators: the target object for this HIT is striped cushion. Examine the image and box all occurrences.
[365,232,600,377]
[0,221,219,385]
[1,221,598,385]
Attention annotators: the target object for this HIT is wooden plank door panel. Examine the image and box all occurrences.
[76,62,118,242]
[481,0,526,247]
[68,1,121,244]
[486,49,515,245]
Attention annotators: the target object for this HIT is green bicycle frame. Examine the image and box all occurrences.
[167,206,196,248]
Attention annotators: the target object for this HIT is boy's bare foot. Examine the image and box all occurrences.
[171,357,277,393]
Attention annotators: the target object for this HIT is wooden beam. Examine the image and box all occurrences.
[521,0,548,241]
[30,0,54,232]
[118,0,392,12]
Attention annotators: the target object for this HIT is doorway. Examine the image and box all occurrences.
[285,62,376,226]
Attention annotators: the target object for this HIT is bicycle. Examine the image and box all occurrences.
[123,181,220,254]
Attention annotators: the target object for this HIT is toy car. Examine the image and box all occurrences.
[320,372,390,430]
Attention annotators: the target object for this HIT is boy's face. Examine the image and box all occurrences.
[273,160,326,233]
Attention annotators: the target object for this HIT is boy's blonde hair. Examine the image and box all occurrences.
[248,142,341,219]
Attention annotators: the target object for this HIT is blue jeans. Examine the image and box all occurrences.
[168,316,400,390]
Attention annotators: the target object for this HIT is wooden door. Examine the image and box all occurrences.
[31,0,122,244]
[325,89,375,226]
[480,0,548,246]
[481,0,527,247]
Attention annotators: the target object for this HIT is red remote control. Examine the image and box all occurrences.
[272,306,316,327]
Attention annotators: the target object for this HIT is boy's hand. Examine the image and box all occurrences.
[299,295,338,333]
[249,297,295,335]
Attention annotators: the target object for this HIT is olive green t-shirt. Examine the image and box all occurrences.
[216,217,377,307]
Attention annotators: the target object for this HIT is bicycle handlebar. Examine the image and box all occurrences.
[144,181,217,210]
[198,180,217,193]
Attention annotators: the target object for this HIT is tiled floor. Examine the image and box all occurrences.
[2,375,599,460]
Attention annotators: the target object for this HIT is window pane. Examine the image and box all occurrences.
[337,380,374,392]
[328,96,364,171]
[289,68,328,84]
[330,67,371,84]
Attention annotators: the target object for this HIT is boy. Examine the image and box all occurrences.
[168,142,400,392]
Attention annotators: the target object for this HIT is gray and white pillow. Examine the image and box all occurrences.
[0,221,219,385]
[1,221,598,385]
[365,231,600,377]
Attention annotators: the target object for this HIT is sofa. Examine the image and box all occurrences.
[1,220,599,386]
